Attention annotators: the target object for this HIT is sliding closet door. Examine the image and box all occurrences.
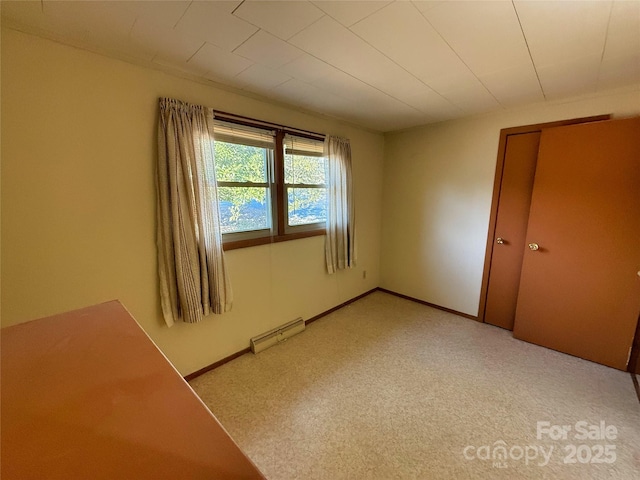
[513,117,640,370]
[484,132,540,330]
[480,116,609,329]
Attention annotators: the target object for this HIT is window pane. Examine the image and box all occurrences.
[218,187,270,233]
[284,153,325,185]
[287,187,327,226]
[214,141,268,183]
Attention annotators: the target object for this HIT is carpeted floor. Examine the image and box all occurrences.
[189,291,640,479]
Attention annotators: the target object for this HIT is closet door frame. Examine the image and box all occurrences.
[477,114,610,325]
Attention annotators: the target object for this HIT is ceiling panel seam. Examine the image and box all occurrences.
[596,1,615,90]
[238,11,431,117]
[128,17,137,37]
[280,49,425,116]
[283,11,328,41]
[231,28,261,55]
[332,0,393,28]
[337,5,458,112]
[231,1,246,16]
[511,0,546,100]
[413,2,501,107]
[186,41,207,64]
[173,1,192,29]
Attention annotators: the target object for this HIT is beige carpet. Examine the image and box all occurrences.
[189,291,640,479]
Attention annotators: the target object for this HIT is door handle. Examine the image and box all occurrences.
[496,237,505,244]
[528,243,540,251]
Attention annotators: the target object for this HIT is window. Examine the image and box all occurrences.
[212,117,326,249]
[213,121,276,243]
[284,134,326,233]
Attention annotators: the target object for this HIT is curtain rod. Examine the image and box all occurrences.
[213,110,326,141]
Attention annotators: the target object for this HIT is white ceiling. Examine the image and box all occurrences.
[2,0,639,132]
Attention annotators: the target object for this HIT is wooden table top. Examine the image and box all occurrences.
[1,301,265,480]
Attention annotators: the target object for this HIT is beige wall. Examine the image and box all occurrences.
[4,27,639,376]
[1,28,384,375]
[381,85,640,316]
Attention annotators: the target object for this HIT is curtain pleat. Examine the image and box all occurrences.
[324,136,356,274]
[156,98,232,326]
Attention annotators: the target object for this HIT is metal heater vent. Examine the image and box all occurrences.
[250,317,305,354]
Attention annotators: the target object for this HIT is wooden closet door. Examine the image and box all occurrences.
[480,116,608,329]
[484,133,540,330]
[513,117,640,370]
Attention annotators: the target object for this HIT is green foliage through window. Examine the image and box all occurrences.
[215,142,267,183]
[214,141,270,234]
[211,119,327,242]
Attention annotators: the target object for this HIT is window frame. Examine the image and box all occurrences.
[212,116,326,251]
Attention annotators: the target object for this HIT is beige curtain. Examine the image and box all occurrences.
[324,136,356,274]
[156,98,232,326]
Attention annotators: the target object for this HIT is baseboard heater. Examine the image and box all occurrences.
[250,317,305,354]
